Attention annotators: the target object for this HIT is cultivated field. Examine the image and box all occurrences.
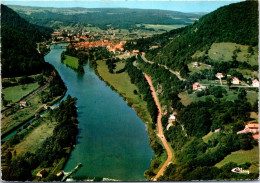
[2,83,40,103]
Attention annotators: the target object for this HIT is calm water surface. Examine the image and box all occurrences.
[44,45,154,181]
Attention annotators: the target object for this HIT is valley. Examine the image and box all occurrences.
[1,1,259,182]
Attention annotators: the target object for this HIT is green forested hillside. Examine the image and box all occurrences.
[7,5,203,30]
[143,1,258,75]
[1,5,53,77]
[131,1,259,181]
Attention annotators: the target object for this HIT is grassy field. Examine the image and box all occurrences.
[63,55,79,70]
[215,146,259,173]
[14,117,57,155]
[187,62,212,75]
[237,68,258,79]
[208,43,258,66]
[178,90,238,106]
[1,85,64,137]
[202,131,220,143]
[192,42,258,66]
[140,24,186,31]
[114,61,126,72]
[96,60,152,124]
[2,83,40,103]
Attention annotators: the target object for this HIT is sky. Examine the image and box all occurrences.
[2,0,243,13]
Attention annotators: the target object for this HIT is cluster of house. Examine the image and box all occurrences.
[68,40,127,53]
[237,123,259,140]
[36,169,64,179]
[192,72,259,91]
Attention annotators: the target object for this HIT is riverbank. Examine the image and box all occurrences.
[94,59,171,180]
[95,60,152,125]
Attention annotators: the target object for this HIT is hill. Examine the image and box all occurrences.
[138,1,258,76]
[7,5,203,30]
[1,4,53,77]
[129,1,259,181]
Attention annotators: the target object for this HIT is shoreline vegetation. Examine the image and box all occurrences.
[86,55,168,180]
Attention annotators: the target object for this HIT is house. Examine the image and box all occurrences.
[252,79,259,87]
[132,50,140,54]
[192,82,201,91]
[56,171,64,178]
[237,123,259,140]
[216,73,224,79]
[168,114,176,123]
[193,62,199,67]
[167,113,177,130]
[19,101,27,107]
[36,169,48,179]
[232,77,240,85]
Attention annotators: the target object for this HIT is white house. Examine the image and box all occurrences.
[232,77,240,85]
[252,79,259,87]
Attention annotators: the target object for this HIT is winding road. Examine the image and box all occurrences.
[144,73,173,181]
[141,55,186,81]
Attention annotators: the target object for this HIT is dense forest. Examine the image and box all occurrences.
[128,1,258,77]
[125,57,158,126]
[131,1,259,181]
[1,5,53,77]
[8,6,203,30]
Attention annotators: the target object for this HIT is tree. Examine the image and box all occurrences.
[227,77,232,90]
[238,88,247,100]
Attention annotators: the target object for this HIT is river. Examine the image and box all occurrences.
[44,45,154,181]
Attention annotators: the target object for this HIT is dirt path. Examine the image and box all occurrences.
[144,73,173,181]
[141,55,186,81]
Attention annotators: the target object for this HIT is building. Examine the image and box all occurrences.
[216,73,224,79]
[252,79,259,87]
[168,114,176,123]
[237,123,259,140]
[19,101,27,107]
[232,77,240,85]
[132,50,140,54]
[56,171,64,178]
[36,169,48,179]
[192,82,201,91]
[193,62,199,67]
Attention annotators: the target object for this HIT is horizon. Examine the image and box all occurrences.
[2,1,243,13]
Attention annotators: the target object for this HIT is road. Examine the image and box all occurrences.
[144,73,173,181]
[141,55,186,81]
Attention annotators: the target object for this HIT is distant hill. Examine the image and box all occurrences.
[1,4,53,77]
[7,5,204,30]
[138,1,258,74]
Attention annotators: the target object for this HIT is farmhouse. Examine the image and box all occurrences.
[237,123,259,140]
[232,77,240,84]
[19,101,27,107]
[216,73,224,79]
[132,50,140,54]
[192,82,202,91]
[252,79,259,87]
[193,62,199,67]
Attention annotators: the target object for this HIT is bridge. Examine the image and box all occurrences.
[61,163,82,182]
[52,45,67,49]
[51,43,68,49]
